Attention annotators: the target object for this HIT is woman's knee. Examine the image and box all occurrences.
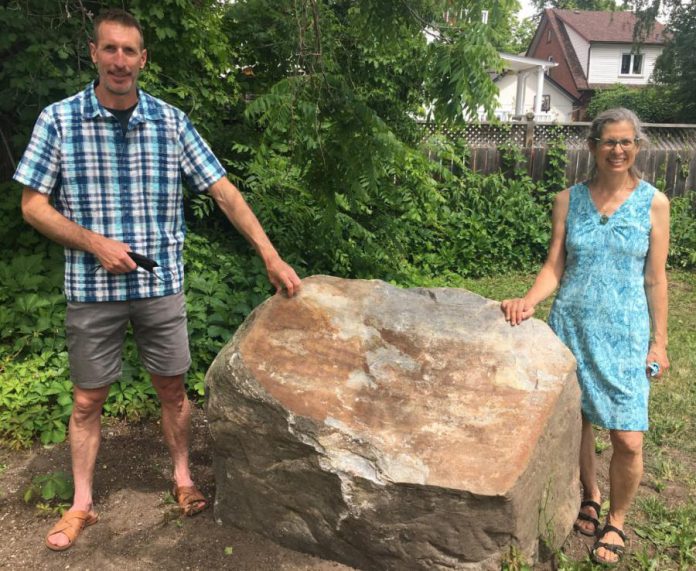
[610,430,644,456]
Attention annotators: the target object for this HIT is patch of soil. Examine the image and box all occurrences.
[0,412,678,570]
[0,407,351,571]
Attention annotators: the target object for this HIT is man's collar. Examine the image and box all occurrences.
[82,81,163,122]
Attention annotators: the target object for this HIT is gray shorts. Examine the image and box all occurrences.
[65,292,191,389]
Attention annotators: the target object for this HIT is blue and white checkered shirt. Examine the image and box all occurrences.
[14,82,226,302]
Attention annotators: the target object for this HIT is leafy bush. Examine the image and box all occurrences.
[669,191,696,269]
[24,471,74,505]
[586,84,678,123]
[2,136,693,449]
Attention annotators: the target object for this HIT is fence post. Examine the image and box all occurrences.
[525,113,535,149]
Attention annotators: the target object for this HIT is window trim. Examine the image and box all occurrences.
[619,52,644,77]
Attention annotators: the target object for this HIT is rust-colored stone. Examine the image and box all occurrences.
[207,275,581,570]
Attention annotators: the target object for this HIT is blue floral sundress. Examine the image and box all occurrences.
[548,180,656,431]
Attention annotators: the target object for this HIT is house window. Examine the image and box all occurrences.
[547,29,552,43]
[620,53,643,75]
[534,95,551,112]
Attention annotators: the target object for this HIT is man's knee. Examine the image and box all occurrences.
[72,386,109,421]
[152,374,187,408]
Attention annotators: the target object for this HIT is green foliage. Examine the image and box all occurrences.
[586,84,678,124]
[530,0,618,15]
[669,192,696,270]
[652,0,696,123]
[0,0,239,161]
[541,128,568,200]
[633,497,696,569]
[24,471,74,505]
[0,352,73,449]
[498,16,538,56]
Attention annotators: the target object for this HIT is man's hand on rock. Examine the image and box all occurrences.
[266,257,302,297]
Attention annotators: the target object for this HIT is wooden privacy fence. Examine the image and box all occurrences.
[422,122,696,197]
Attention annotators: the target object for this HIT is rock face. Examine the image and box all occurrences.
[206,275,581,570]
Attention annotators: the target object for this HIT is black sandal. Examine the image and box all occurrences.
[591,524,627,566]
[573,499,601,537]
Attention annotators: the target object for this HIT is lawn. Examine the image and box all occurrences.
[462,270,696,570]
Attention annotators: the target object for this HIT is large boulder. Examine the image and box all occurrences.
[206,275,581,570]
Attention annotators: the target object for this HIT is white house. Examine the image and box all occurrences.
[526,9,667,119]
[491,53,576,122]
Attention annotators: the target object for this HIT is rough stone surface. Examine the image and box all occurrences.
[206,275,581,570]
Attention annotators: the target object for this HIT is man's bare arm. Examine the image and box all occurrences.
[208,177,301,296]
[21,187,136,273]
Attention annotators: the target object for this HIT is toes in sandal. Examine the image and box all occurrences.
[45,510,99,552]
[574,499,601,537]
[591,524,627,566]
[172,484,207,517]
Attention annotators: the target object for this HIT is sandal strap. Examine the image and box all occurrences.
[174,486,205,505]
[576,511,600,527]
[47,511,90,542]
[594,541,625,556]
[600,524,628,542]
[580,499,601,516]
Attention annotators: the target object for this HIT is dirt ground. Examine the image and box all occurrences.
[0,406,665,571]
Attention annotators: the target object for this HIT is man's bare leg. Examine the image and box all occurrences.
[46,385,109,549]
[151,374,202,505]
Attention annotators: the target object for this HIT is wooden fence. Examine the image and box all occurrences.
[4,121,696,196]
[422,122,696,197]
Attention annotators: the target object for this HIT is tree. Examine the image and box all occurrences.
[0,0,522,278]
[530,0,618,15]
[651,1,696,123]
[498,15,538,55]
[221,0,520,275]
[0,0,239,164]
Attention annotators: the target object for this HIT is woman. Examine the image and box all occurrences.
[501,108,669,565]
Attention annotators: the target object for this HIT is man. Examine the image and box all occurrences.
[14,9,301,551]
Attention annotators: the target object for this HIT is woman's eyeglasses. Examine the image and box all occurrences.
[591,137,640,150]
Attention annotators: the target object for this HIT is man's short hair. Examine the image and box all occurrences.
[92,8,144,49]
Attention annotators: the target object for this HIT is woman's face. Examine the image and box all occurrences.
[590,120,640,177]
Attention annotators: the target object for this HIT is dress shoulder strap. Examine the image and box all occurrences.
[567,181,590,213]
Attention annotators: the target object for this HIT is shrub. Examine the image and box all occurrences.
[586,84,678,124]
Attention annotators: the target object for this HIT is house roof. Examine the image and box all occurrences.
[540,8,589,93]
[553,9,666,45]
[499,52,558,73]
[527,9,666,98]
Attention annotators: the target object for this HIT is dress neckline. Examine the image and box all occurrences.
[583,180,643,224]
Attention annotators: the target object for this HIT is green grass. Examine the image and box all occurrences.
[460,270,696,570]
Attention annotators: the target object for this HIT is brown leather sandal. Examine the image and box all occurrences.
[45,510,99,551]
[172,485,207,516]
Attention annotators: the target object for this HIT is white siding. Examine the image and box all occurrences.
[564,25,590,76]
[494,74,575,122]
[587,44,663,85]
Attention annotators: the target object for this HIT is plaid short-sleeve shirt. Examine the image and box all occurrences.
[14,82,226,302]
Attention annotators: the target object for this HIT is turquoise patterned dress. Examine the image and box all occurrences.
[548,180,656,431]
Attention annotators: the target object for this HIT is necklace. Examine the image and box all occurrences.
[590,178,636,225]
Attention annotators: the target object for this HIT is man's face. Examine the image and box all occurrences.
[90,21,147,101]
